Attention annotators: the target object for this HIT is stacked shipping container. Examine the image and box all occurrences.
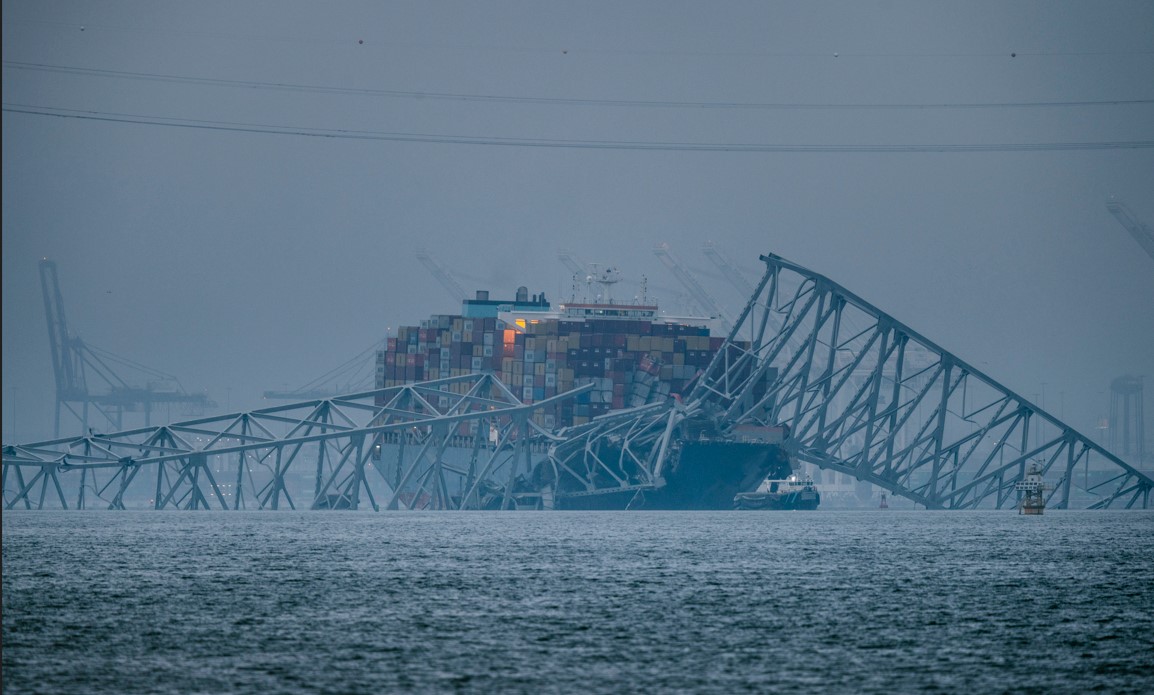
[376,308,731,431]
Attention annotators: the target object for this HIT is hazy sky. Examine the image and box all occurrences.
[3,1,1152,450]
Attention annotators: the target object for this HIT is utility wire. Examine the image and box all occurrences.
[5,103,1153,153]
[4,103,1149,152]
[5,61,1153,111]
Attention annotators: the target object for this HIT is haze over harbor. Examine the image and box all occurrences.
[3,1,1152,453]
[4,5,1154,693]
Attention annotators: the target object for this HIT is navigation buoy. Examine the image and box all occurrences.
[879,493,888,509]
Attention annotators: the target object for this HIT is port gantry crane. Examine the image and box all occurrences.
[5,253,1150,510]
[38,259,213,438]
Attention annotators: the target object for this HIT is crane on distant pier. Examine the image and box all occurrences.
[38,259,213,437]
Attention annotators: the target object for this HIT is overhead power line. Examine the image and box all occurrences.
[5,104,1153,153]
[5,61,1154,111]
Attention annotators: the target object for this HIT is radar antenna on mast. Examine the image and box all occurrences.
[585,264,622,303]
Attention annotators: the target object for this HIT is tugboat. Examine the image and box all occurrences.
[1015,463,1049,515]
[734,474,820,510]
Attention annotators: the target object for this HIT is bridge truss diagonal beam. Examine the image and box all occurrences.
[542,401,688,504]
[688,253,1151,510]
[3,373,592,511]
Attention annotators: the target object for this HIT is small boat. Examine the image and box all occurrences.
[734,474,820,510]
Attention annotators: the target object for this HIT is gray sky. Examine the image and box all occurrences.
[3,1,1152,450]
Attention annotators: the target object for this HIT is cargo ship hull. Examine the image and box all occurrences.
[553,440,792,511]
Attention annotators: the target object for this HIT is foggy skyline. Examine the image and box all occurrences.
[3,1,1152,452]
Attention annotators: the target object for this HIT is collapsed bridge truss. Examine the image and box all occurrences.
[4,252,1149,510]
[3,373,590,511]
[687,254,1151,510]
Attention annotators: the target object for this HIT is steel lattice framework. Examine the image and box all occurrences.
[541,401,681,506]
[3,374,590,511]
[686,254,1151,509]
[4,252,1149,511]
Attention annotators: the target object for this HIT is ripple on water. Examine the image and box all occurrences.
[4,510,1154,694]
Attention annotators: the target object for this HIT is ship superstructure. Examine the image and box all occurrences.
[733,474,821,510]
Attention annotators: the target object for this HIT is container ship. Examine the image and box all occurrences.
[377,274,725,432]
[375,271,794,509]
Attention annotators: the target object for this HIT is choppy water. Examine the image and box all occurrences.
[4,510,1153,694]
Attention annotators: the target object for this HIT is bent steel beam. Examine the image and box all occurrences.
[688,253,1151,509]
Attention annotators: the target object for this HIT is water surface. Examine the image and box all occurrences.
[4,510,1153,693]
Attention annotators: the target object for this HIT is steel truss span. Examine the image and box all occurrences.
[688,254,1151,510]
[4,253,1149,511]
[2,374,591,511]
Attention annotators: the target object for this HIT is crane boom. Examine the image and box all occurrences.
[557,249,591,277]
[415,248,468,303]
[701,241,755,297]
[1106,199,1154,264]
[652,243,733,331]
